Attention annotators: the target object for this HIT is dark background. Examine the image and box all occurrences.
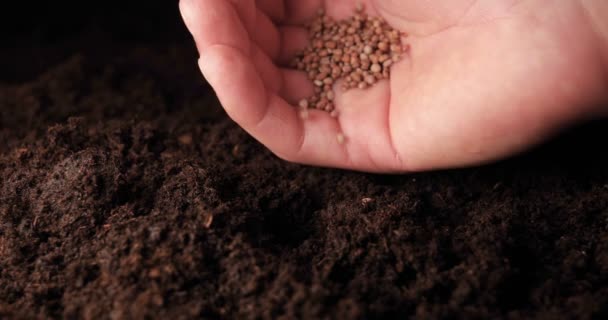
[1,1,190,83]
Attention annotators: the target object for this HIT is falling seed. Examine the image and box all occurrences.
[299,109,309,119]
[330,110,339,118]
[299,99,309,109]
[336,133,346,144]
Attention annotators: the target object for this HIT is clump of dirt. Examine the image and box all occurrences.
[1,4,608,320]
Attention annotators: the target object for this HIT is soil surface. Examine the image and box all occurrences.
[1,2,608,319]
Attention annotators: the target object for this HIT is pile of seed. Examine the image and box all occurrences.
[291,5,407,118]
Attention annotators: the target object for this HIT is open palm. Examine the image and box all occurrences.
[180,0,606,172]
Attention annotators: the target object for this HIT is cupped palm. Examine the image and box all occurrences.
[180,0,605,172]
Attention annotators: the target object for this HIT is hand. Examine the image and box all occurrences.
[179,0,607,173]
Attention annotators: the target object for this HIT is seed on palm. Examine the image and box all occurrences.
[291,5,408,118]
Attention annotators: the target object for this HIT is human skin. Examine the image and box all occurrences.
[179,0,607,173]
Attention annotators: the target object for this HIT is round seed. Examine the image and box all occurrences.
[371,63,382,73]
[299,99,309,109]
[378,41,389,52]
[365,74,376,84]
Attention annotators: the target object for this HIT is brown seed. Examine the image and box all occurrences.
[290,5,408,117]
[370,63,382,73]
[316,100,327,109]
[369,54,379,64]
[332,66,342,77]
[365,74,376,85]
[361,60,371,70]
[378,41,389,52]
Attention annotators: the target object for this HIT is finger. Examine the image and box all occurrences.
[284,0,322,25]
[332,80,401,171]
[253,44,283,93]
[227,1,281,61]
[254,9,281,60]
[199,45,349,167]
[256,0,285,22]
[179,0,250,55]
[229,0,257,32]
[277,26,309,64]
[280,69,314,104]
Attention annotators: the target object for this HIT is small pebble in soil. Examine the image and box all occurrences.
[178,133,193,145]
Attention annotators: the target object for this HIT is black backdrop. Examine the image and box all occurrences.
[1,1,187,44]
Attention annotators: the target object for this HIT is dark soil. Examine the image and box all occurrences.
[1,2,608,319]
